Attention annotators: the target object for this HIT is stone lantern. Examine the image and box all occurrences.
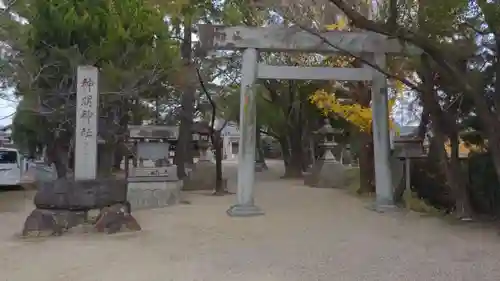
[195,123,213,162]
[317,118,343,163]
[182,121,220,191]
[304,119,348,188]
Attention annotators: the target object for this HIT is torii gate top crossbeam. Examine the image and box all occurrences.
[198,24,422,55]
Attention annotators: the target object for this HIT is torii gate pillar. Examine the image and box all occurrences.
[226,48,264,217]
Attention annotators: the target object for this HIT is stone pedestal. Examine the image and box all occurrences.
[304,159,348,188]
[127,165,182,210]
[183,145,227,191]
[127,179,182,210]
[182,160,226,191]
[316,161,348,189]
[21,178,140,237]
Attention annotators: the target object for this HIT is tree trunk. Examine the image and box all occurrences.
[47,139,69,179]
[174,20,195,179]
[113,147,123,170]
[284,135,303,178]
[420,54,472,218]
[278,136,290,168]
[357,131,375,194]
[98,143,115,177]
[213,131,225,194]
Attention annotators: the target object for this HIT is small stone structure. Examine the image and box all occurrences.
[126,125,182,210]
[22,178,140,237]
[304,119,348,188]
[391,127,426,201]
[183,121,227,191]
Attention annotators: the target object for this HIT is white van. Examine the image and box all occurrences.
[0,148,24,187]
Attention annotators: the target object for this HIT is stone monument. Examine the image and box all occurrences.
[22,66,140,237]
[304,119,348,188]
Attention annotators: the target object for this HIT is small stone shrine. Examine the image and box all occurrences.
[183,121,226,191]
[304,119,348,188]
[127,125,182,210]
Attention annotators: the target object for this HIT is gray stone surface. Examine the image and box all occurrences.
[34,178,127,210]
[316,161,348,189]
[226,204,264,217]
[304,159,349,189]
[127,181,181,211]
[129,165,178,180]
[182,161,217,191]
[304,160,322,187]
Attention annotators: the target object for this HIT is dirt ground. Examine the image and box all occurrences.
[1,160,500,281]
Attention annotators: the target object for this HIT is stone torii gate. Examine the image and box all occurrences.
[198,24,421,216]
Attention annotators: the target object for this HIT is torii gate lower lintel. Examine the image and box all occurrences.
[197,24,423,216]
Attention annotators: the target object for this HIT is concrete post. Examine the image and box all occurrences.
[75,66,98,180]
[367,54,395,211]
[227,48,264,217]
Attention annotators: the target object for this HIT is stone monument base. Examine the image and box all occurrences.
[227,204,265,217]
[127,178,182,210]
[182,160,227,191]
[305,160,349,189]
[21,178,140,237]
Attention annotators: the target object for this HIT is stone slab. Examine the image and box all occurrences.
[34,178,127,210]
[197,25,422,54]
[227,204,265,217]
[129,165,178,180]
[127,181,182,211]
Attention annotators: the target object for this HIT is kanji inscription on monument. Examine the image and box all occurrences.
[75,66,98,180]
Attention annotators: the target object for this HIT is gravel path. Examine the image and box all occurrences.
[1,160,500,281]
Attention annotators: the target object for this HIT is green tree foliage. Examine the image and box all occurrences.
[7,0,178,174]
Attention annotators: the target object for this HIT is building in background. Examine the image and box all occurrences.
[220,121,240,160]
[0,125,13,147]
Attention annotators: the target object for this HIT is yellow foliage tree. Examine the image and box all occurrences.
[310,89,397,132]
[309,18,406,133]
